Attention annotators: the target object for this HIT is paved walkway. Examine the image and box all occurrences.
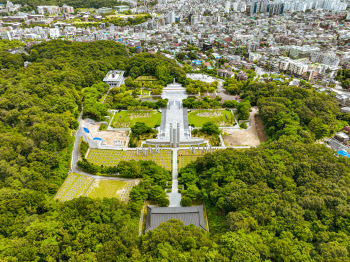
[167,148,181,206]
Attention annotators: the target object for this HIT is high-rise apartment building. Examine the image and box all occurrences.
[168,11,175,24]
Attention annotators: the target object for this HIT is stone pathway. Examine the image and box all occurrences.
[167,148,181,206]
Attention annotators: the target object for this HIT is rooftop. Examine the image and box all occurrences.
[145,205,207,233]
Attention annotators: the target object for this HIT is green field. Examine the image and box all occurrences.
[88,179,136,201]
[188,109,234,127]
[112,110,161,128]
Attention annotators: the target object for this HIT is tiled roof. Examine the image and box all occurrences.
[145,205,206,233]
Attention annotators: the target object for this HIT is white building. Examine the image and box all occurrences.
[311,52,340,67]
[288,60,308,75]
[191,15,198,25]
[168,11,175,24]
[49,28,60,38]
[37,5,74,14]
[247,41,259,51]
[1,31,12,41]
[103,70,125,88]
[279,59,289,71]
[225,1,230,13]
[289,45,320,59]
[249,52,262,62]
[279,58,308,75]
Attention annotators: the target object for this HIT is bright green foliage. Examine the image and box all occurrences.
[181,196,192,206]
[202,122,220,135]
[235,82,345,141]
[183,96,222,109]
[179,142,350,261]
[2,34,350,261]
[124,53,187,85]
[335,69,350,89]
[83,82,109,121]
[155,65,172,83]
[140,220,214,260]
[186,80,210,94]
[237,100,251,120]
[10,0,131,8]
[0,196,139,261]
[79,140,89,158]
[222,100,238,108]
[103,14,152,27]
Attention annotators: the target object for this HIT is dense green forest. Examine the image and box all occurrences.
[335,69,350,89]
[179,141,350,261]
[1,38,350,261]
[0,40,182,261]
[3,0,129,9]
[103,14,152,27]
[224,81,346,141]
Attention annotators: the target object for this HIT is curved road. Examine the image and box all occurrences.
[70,110,139,182]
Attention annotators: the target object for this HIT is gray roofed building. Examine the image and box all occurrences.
[145,205,207,233]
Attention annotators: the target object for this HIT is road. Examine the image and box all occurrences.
[70,109,139,181]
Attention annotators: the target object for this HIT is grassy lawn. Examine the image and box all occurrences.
[88,179,133,199]
[112,110,161,128]
[188,109,233,127]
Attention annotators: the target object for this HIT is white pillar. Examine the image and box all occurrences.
[177,122,180,147]
[173,127,177,148]
[170,123,173,147]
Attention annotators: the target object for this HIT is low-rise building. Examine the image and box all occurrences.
[103,70,125,88]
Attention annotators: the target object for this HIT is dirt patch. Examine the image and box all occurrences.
[217,91,240,102]
[223,106,267,147]
[255,115,268,143]
[84,120,129,147]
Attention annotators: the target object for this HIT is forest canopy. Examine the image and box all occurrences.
[223,81,346,142]
[4,0,130,9]
[179,141,350,261]
[1,38,350,261]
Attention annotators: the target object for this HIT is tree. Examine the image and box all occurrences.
[181,196,192,207]
[219,232,261,261]
[308,118,330,139]
[202,122,220,135]
[131,122,153,136]
[176,52,186,61]
[29,49,38,62]
[116,161,142,178]
[237,101,251,120]
[223,100,238,108]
